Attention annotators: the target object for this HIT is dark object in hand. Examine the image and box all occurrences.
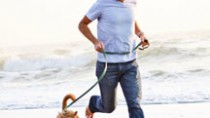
[139,39,150,50]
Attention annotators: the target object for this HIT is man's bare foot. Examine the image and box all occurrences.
[85,107,94,118]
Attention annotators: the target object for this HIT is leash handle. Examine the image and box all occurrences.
[137,39,150,50]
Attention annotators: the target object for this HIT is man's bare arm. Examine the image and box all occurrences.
[135,21,145,42]
[78,16,104,52]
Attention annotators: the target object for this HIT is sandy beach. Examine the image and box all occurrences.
[1,102,209,118]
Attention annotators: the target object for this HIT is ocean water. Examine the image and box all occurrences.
[0,30,210,110]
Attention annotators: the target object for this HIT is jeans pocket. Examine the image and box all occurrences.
[96,62,119,79]
[131,60,139,68]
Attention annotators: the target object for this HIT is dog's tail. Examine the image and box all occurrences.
[62,93,76,110]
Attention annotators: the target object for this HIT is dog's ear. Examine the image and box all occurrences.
[74,111,78,116]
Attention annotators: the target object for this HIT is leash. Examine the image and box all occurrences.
[64,50,107,110]
[64,39,149,110]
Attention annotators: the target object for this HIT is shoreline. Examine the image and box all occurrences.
[1,102,210,118]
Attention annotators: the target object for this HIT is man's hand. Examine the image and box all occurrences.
[138,32,149,47]
[137,32,150,50]
[94,40,104,52]
[141,38,149,48]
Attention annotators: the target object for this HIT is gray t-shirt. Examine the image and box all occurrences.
[86,0,137,63]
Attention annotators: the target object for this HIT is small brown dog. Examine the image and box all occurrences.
[57,93,79,118]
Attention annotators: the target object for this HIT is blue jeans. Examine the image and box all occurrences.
[88,59,144,118]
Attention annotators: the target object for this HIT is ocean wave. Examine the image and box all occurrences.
[1,33,210,72]
[140,45,210,58]
[1,52,96,72]
[1,30,210,62]
[1,44,209,72]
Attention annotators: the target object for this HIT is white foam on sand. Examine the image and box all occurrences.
[0,103,209,118]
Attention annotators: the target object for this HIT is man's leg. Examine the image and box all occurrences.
[87,62,119,115]
[120,60,144,118]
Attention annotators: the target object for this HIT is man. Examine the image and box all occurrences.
[78,0,147,118]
